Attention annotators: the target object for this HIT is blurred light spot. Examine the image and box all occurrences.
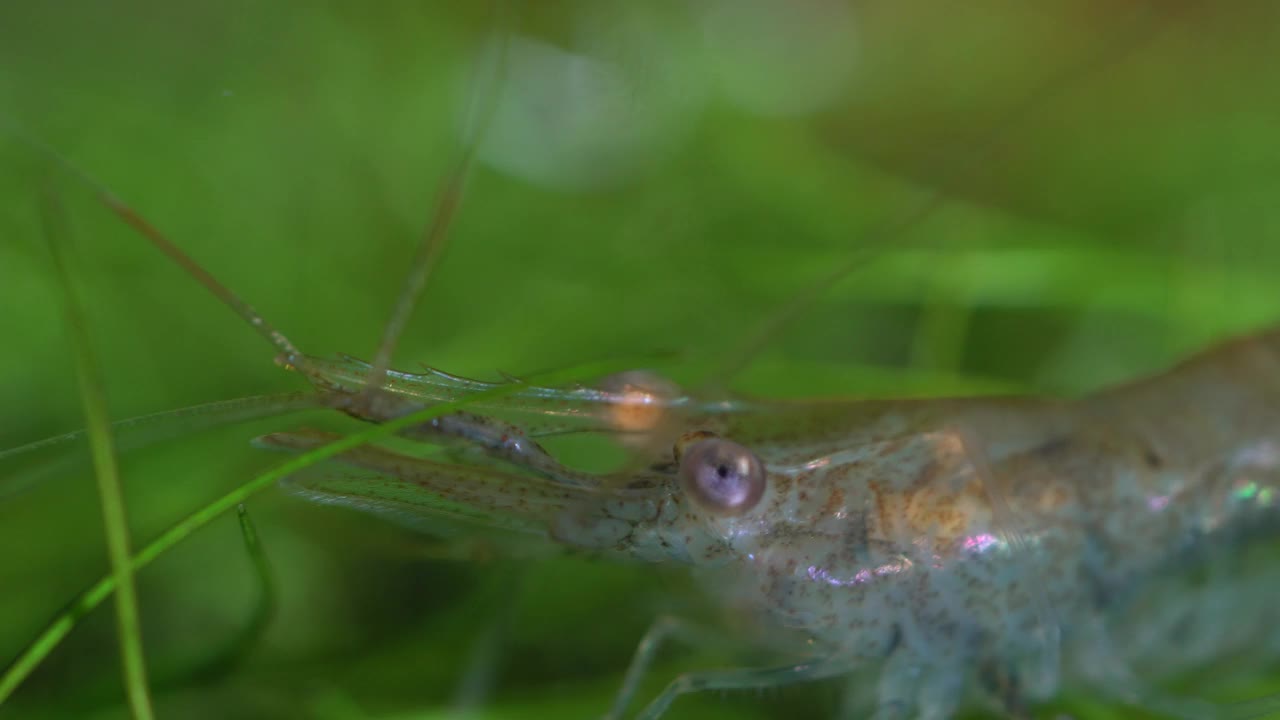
[700,0,859,116]
[600,370,681,438]
[466,22,703,192]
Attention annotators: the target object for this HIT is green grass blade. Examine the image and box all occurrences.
[40,188,156,720]
[0,354,641,707]
[156,504,276,687]
[229,503,276,667]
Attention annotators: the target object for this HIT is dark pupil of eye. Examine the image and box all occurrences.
[699,454,750,508]
[678,437,765,515]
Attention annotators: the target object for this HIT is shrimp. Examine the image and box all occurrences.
[3,2,1280,719]
[163,327,1280,720]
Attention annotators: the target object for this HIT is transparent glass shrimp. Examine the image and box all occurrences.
[5,3,1280,719]
[263,331,1280,720]
[30,167,1280,717]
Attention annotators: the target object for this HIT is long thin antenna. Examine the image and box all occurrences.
[712,1,1183,387]
[363,154,472,390]
[1,121,304,364]
[101,195,304,363]
[363,10,512,397]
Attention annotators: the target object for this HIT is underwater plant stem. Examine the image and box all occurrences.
[41,189,156,720]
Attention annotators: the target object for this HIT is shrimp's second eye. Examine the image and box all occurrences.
[677,436,766,516]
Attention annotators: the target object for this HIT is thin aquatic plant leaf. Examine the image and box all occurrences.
[156,504,277,687]
[41,186,155,720]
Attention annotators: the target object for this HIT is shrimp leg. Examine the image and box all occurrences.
[866,649,965,720]
[632,658,848,720]
[606,616,724,720]
[1068,615,1278,720]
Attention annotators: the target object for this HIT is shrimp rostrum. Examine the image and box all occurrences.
[245,309,1280,718]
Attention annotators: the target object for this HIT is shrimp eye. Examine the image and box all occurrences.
[677,437,766,515]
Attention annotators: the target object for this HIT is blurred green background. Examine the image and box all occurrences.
[2,1,1280,718]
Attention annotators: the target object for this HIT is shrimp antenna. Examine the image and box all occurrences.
[363,6,512,396]
[102,191,304,364]
[1,8,513,379]
[714,0,1185,387]
[0,119,304,365]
